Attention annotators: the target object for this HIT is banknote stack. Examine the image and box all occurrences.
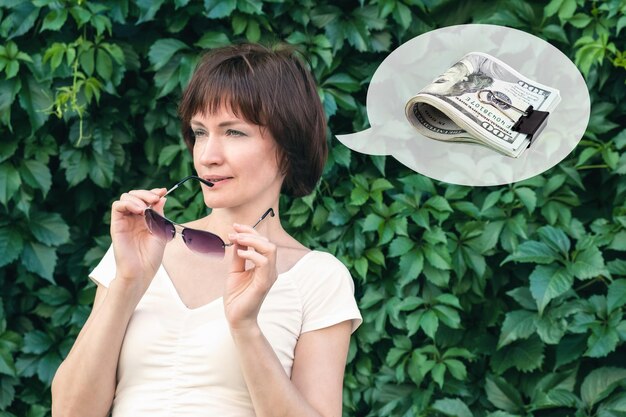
[405,52,561,158]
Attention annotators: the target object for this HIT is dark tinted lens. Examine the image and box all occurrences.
[145,209,175,242]
[181,228,225,256]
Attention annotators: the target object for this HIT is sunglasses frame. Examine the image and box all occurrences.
[143,175,275,255]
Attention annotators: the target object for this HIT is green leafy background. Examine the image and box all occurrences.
[1,0,625,416]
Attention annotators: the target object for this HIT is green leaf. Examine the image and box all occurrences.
[350,186,368,206]
[482,189,503,212]
[585,326,619,358]
[503,241,558,264]
[0,162,21,206]
[362,213,382,232]
[2,2,39,39]
[136,0,165,23]
[0,351,16,377]
[365,248,385,267]
[421,309,438,338]
[424,245,451,270]
[425,195,452,213]
[507,287,536,310]
[530,265,574,314]
[607,259,626,275]
[195,32,230,49]
[0,224,23,267]
[59,147,89,186]
[599,392,626,415]
[431,398,473,417]
[568,13,591,28]
[398,250,424,282]
[581,367,626,408]
[435,294,462,309]
[388,236,414,257]
[204,0,236,19]
[558,0,577,20]
[28,211,70,246]
[37,286,72,306]
[41,8,68,32]
[555,334,587,368]
[431,362,446,388]
[544,0,564,17]
[149,38,189,71]
[485,374,524,413]
[570,245,605,280]
[535,313,567,345]
[492,336,544,374]
[542,24,569,43]
[18,75,52,132]
[20,241,57,283]
[37,351,61,385]
[609,230,626,250]
[537,226,570,256]
[324,73,360,93]
[514,187,536,214]
[607,280,626,312]
[444,359,467,380]
[20,160,52,195]
[22,330,53,355]
[498,310,536,348]
[433,305,460,329]
[0,78,21,129]
[89,149,115,188]
[25,405,47,417]
[95,48,112,79]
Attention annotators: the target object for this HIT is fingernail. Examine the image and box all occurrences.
[233,223,240,227]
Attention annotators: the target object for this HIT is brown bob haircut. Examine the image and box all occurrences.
[178,43,328,197]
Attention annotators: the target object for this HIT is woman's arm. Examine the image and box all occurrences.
[225,223,355,417]
[52,188,168,417]
[230,320,352,417]
[51,280,143,417]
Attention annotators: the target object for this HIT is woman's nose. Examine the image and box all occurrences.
[196,136,224,166]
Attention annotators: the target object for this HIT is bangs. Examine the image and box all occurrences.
[181,52,268,130]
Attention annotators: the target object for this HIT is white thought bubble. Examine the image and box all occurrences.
[335,24,590,186]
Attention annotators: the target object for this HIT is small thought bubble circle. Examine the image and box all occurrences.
[336,24,590,186]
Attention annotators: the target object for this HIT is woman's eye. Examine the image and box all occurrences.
[225,129,245,137]
[192,129,207,138]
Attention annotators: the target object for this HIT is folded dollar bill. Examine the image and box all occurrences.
[405,52,561,158]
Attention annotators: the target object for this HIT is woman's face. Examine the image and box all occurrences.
[191,105,284,210]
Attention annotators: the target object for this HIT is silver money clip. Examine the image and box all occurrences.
[477,89,550,147]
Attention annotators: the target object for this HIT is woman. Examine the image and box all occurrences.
[51,43,362,417]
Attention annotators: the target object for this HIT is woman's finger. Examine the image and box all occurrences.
[112,199,146,216]
[235,248,270,269]
[120,193,151,209]
[228,233,274,255]
[128,189,166,205]
[230,242,247,273]
[232,223,268,237]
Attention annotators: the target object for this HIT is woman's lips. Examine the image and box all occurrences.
[204,177,232,188]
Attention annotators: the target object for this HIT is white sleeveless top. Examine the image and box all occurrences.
[89,246,362,417]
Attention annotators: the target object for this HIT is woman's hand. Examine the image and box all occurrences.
[110,188,168,293]
[225,224,278,331]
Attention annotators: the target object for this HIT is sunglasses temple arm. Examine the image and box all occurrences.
[162,184,179,198]
[162,175,215,198]
[252,208,275,229]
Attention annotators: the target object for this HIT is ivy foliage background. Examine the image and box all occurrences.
[0,0,625,416]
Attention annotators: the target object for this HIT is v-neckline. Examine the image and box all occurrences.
[159,250,318,312]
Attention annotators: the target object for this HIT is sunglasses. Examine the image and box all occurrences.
[143,175,275,257]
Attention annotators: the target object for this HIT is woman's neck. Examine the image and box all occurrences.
[202,204,283,245]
